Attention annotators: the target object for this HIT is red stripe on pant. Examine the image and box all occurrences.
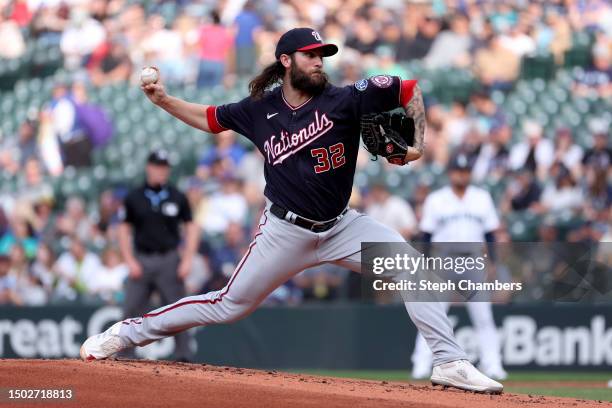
[123,210,269,322]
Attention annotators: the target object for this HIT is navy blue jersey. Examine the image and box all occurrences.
[210,75,408,221]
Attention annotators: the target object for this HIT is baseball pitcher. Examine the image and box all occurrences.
[81,27,502,394]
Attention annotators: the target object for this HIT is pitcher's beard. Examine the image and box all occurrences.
[290,68,328,95]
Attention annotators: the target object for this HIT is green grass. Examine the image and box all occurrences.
[504,387,611,401]
[286,370,612,402]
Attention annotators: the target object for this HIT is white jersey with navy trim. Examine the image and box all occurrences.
[420,185,499,242]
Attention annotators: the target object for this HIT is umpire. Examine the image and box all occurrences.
[118,149,198,361]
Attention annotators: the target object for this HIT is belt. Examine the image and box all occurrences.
[270,203,348,233]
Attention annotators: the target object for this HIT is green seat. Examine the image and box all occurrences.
[520,54,555,80]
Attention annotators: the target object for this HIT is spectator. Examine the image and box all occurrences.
[30,243,56,297]
[553,128,583,176]
[31,197,56,243]
[293,264,347,301]
[574,41,612,98]
[0,136,21,177]
[60,7,106,69]
[583,167,612,219]
[365,182,417,239]
[379,21,402,51]
[0,7,26,59]
[203,175,248,236]
[365,46,409,78]
[544,9,572,64]
[234,1,262,77]
[509,120,554,181]
[55,196,94,243]
[582,126,611,172]
[541,164,584,214]
[141,15,187,85]
[443,101,471,147]
[53,238,101,300]
[89,40,133,87]
[345,18,381,56]
[501,169,542,213]
[335,49,363,86]
[489,3,518,33]
[207,222,249,282]
[236,149,266,208]
[36,109,64,177]
[14,119,40,166]
[0,207,8,237]
[92,189,122,244]
[31,3,70,44]
[397,15,441,62]
[48,83,93,168]
[474,35,520,90]
[499,21,536,58]
[469,91,506,136]
[424,13,472,69]
[16,158,54,207]
[11,244,47,305]
[71,82,114,148]
[472,123,511,183]
[196,11,234,88]
[8,0,32,27]
[0,217,38,260]
[196,131,246,179]
[87,246,128,304]
[0,254,20,305]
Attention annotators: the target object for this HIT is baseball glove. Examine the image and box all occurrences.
[360,111,415,165]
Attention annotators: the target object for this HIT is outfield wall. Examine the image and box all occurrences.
[0,304,610,370]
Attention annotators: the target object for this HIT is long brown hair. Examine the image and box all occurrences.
[249,60,285,99]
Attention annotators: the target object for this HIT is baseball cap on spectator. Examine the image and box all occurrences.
[275,28,338,60]
[147,149,170,166]
[447,153,472,171]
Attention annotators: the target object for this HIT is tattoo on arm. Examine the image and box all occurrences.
[403,84,426,154]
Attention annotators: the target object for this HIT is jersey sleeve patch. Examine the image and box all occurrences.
[370,75,393,88]
[354,79,368,91]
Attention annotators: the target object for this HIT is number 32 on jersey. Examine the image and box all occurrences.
[311,143,346,174]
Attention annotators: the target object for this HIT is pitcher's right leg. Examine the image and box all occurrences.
[81,209,319,360]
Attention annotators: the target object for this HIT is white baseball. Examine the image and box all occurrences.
[140,67,159,85]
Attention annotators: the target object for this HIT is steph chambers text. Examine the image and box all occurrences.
[373,279,522,292]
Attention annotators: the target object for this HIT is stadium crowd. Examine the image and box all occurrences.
[0,0,610,306]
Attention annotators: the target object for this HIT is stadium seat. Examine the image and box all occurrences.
[520,53,555,80]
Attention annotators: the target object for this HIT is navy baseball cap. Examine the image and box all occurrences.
[447,153,471,171]
[147,149,170,166]
[275,28,338,60]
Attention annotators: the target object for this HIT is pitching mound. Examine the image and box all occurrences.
[0,359,607,408]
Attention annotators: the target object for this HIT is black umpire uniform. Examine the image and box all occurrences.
[119,149,195,361]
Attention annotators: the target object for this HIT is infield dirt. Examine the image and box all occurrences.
[0,359,608,407]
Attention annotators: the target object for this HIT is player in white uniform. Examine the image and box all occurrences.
[411,153,507,381]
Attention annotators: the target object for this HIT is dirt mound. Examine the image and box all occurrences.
[0,359,607,408]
